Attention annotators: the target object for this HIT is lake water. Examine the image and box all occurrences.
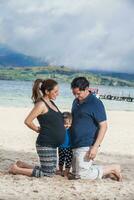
[0,80,134,111]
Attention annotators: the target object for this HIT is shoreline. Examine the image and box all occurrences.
[0,104,134,112]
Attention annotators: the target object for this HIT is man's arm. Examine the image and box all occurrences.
[88,121,107,160]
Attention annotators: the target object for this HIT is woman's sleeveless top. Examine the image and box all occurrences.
[36,98,65,147]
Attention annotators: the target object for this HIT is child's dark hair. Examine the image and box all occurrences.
[31,78,58,103]
[62,112,72,121]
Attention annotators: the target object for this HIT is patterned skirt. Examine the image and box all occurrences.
[32,144,57,178]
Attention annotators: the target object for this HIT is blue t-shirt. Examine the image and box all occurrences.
[60,128,71,148]
[70,94,107,149]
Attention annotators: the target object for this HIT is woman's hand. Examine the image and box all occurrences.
[36,127,41,133]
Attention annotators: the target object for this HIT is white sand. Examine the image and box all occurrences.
[0,106,134,200]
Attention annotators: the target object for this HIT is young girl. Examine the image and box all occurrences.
[9,79,65,177]
[58,112,73,178]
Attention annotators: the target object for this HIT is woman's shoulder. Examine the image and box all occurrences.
[34,99,47,110]
[33,100,48,115]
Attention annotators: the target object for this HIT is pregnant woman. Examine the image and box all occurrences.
[9,79,65,177]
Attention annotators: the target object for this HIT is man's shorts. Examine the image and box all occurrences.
[72,147,103,180]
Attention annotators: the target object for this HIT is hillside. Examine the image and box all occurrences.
[89,70,134,82]
[0,66,134,87]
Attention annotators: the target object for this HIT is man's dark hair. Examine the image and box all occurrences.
[71,77,89,90]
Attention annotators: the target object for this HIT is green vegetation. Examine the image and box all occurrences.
[0,66,134,87]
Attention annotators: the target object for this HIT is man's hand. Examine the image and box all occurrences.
[88,146,98,160]
[87,120,107,160]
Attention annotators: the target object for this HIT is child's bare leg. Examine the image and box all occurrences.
[64,168,70,178]
[59,165,63,172]
[57,165,64,176]
[103,164,122,181]
[8,164,33,177]
[16,161,33,169]
[56,165,63,175]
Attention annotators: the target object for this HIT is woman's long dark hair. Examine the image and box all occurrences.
[31,79,58,103]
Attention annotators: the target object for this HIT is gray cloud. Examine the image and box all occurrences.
[0,0,134,73]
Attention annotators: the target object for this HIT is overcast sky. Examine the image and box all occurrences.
[0,0,134,73]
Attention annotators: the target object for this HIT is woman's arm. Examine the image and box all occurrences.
[24,102,47,133]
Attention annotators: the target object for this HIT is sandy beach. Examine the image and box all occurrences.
[0,106,134,200]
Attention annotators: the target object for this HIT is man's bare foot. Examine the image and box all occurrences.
[111,165,122,182]
[111,171,122,182]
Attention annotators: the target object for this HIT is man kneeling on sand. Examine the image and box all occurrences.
[69,77,122,181]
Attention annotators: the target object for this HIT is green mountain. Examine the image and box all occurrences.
[0,66,134,87]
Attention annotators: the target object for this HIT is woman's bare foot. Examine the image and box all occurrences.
[8,164,33,176]
[16,161,24,168]
[16,161,33,169]
[8,164,18,175]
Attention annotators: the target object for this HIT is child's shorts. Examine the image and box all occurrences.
[58,147,73,168]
